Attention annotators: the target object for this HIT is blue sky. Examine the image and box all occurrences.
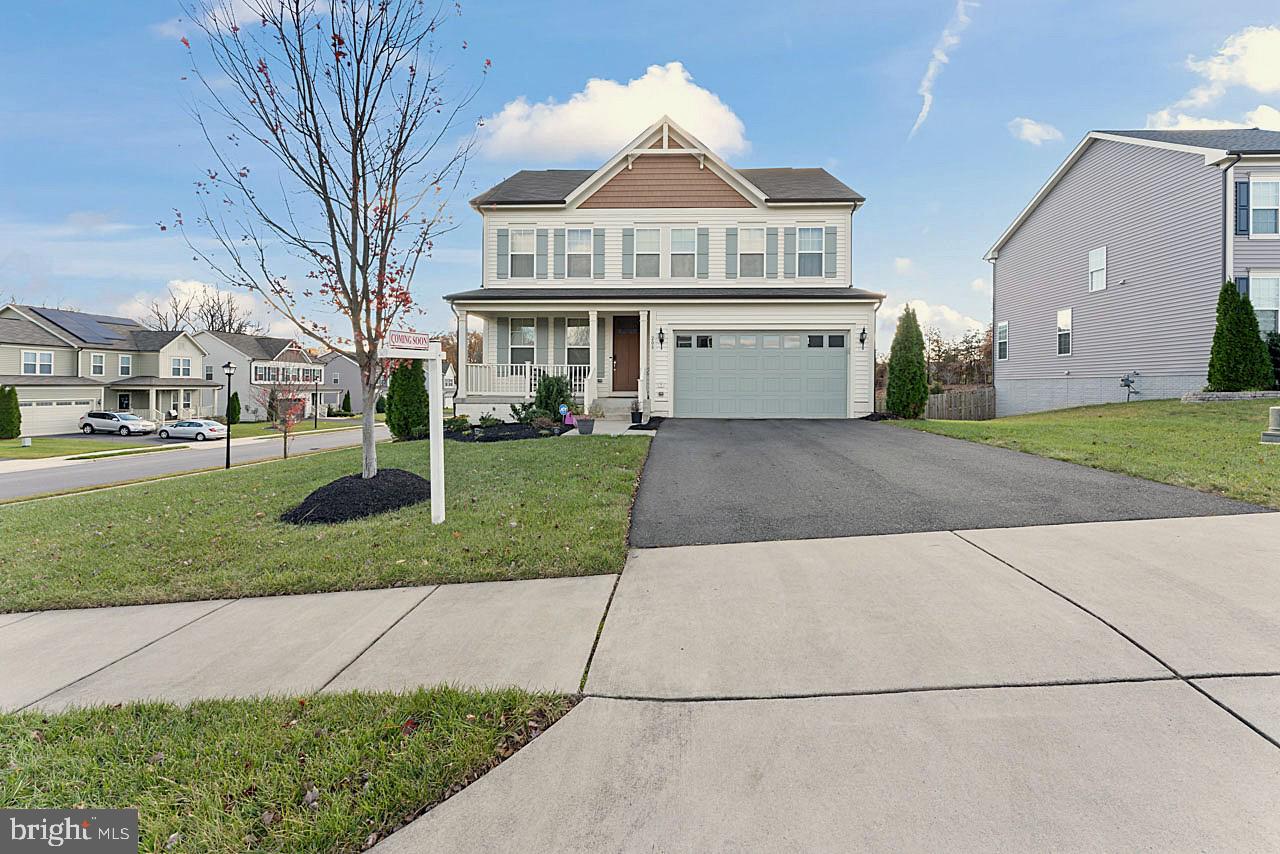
[2,1,1278,342]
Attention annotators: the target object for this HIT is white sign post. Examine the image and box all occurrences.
[384,330,446,525]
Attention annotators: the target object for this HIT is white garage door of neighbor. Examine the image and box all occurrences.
[17,398,94,436]
[673,330,849,418]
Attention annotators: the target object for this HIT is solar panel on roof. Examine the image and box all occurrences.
[29,307,129,343]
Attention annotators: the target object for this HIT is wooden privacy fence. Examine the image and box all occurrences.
[875,386,995,420]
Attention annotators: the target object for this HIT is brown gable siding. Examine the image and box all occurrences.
[578,154,752,208]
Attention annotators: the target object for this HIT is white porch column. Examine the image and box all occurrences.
[639,310,649,415]
[147,388,154,418]
[456,309,468,402]
[586,309,598,410]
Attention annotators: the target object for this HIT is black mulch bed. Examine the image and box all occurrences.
[280,468,431,525]
[628,416,665,431]
[444,423,569,443]
[860,412,901,421]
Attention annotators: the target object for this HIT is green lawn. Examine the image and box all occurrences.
[896,398,1279,508]
[0,437,152,460]
[0,436,649,612]
[0,687,572,853]
[229,420,360,439]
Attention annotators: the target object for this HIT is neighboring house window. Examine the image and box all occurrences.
[1251,178,1280,236]
[253,365,265,382]
[509,318,535,364]
[996,322,1009,361]
[171,357,192,377]
[205,365,213,381]
[182,390,193,409]
[90,353,105,376]
[566,228,592,277]
[1088,246,1107,292]
[739,227,765,277]
[120,355,133,377]
[634,228,660,277]
[1251,273,1280,334]
[332,373,340,384]
[566,318,590,365]
[509,228,535,278]
[1056,309,1072,356]
[797,227,824,277]
[22,350,54,375]
[670,228,696,278]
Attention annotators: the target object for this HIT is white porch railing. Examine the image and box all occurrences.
[465,364,591,398]
[130,406,218,423]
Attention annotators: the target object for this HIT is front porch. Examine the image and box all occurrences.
[108,378,223,423]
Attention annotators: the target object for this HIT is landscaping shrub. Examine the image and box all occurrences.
[341,390,352,413]
[885,306,929,418]
[0,386,20,439]
[477,414,502,428]
[534,374,572,416]
[1207,282,1275,391]
[226,391,241,425]
[1268,332,1280,388]
[386,360,429,440]
[443,414,471,432]
[375,395,386,414]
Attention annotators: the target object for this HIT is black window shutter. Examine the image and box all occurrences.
[1236,181,1250,235]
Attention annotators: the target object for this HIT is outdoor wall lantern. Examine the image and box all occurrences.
[858,327,868,349]
[657,328,666,349]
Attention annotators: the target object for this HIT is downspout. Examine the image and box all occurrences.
[1224,153,1242,284]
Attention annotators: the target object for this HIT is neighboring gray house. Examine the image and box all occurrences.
[986,128,1280,416]
[319,351,453,413]
[196,331,324,421]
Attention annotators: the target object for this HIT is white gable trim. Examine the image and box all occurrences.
[563,116,769,210]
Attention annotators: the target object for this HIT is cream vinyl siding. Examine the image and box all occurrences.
[482,207,851,287]
[0,343,77,375]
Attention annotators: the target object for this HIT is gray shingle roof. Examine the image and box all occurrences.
[207,331,307,362]
[445,286,884,302]
[1100,128,1280,153]
[10,306,189,352]
[109,375,225,388]
[0,316,69,348]
[471,166,863,205]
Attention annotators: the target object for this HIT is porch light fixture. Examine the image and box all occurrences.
[858,327,867,350]
[657,328,666,349]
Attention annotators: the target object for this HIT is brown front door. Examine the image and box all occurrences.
[612,315,640,392]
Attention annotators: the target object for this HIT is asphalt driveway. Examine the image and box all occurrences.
[629,418,1265,547]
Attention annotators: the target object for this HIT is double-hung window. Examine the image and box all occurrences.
[798,227,824,277]
[996,322,1009,361]
[119,355,133,377]
[634,228,660,277]
[22,350,53,375]
[1056,309,1072,356]
[738,227,765,277]
[171,357,192,377]
[509,318,535,365]
[1088,246,1107,291]
[670,228,696,277]
[1251,178,1280,236]
[90,353,105,376]
[565,318,590,365]
[1250,273,1280,334]
[566,228,592,277]
[509,228,535,278]
[205,365,214,381]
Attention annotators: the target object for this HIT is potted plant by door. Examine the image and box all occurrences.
[630,399,643,425]
[576,401,604,435]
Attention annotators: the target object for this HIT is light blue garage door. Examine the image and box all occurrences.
[673,331,848,418]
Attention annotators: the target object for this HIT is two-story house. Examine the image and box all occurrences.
[447,117,883,421]
[196,331,324,422]
[0,304,219,435]
[986,128,1280,416]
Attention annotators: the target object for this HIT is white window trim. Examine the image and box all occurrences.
[118,354,133,377]
[171,356,192,377]
[22,350,55,376]
[633,227,661,278]
[566,227,593,278]
[1088,246,1107,292]
[738,225,766,278]
[90,352,106,376]
[1250,177,1280,239]
[1249,269,1280,332]
[1056,309,1072,357]
[669,226,697,279]
[564,317,591,364]
[508,226,536,278]
[509,317,536,364]
[996,322,1009,361]
[796,225,825,279]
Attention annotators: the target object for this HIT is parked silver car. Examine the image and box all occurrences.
[79,411,157,436]
[157,419,227,442]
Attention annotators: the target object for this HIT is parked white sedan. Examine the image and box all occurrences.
[157,419,227,441]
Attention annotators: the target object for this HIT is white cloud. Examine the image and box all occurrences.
[878,298,985,346]
[893,257,914,275]
[1148,26,1280,128]
[152,0,266,39]
[114,278,270,324]
[481,62,748,161]
[1148,104,1280,131]
[909,0,977,138]
[970,276,991,296]
[1007,117,1063,145]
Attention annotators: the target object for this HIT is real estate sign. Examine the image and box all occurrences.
[384,331,446,524]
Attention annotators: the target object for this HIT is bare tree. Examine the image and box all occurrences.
[174,0,485,478]
[252,380,309,459]
[143,289,197,331]
[192,288,264,334]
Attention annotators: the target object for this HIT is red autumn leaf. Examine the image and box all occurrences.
[180,37,190,49]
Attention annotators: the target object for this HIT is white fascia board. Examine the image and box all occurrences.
[1089,132,1226,163]
[448,298,882,313]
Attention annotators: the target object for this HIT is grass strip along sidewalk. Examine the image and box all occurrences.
[0,688,572,852]
[896,399,1279,508]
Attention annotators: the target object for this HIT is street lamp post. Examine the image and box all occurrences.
[223,361,236,470]
[314,376,320,429]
